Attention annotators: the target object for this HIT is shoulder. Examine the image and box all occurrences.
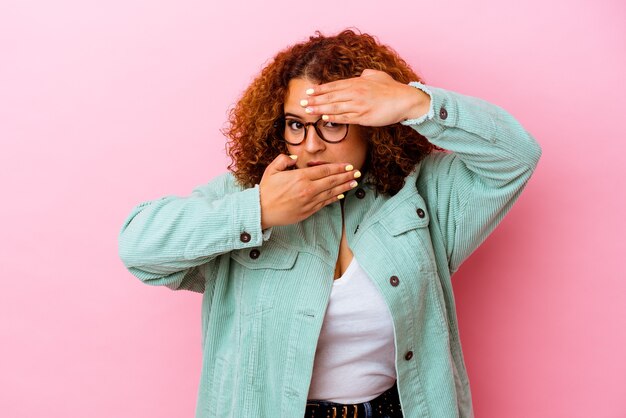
[393,151,450,196]
[416,150,454,178]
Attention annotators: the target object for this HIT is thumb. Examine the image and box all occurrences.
[266,154,298,174]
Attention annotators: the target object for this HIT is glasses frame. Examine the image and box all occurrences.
[277,116,350,145]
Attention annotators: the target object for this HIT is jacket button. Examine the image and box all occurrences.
[240,232,251,243]
[249,249,260,259]
[355,188,366,199]
[404,351,414,361]
[416,208,425,218]
[390,276,400,286]
[439,107,448,120]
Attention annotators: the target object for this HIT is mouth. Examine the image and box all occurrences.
[307,161,329,167]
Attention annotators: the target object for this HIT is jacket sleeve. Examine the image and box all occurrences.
[118,174,268,292]
[402,82,542,273]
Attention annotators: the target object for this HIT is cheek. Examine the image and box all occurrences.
[358,149,369,170]
[285,144,298,157]
[285,145,305,168]
[345,129,368,168]
[351,142,369,169]
[339,145,367,169]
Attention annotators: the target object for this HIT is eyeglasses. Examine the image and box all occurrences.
[277,116,350,145]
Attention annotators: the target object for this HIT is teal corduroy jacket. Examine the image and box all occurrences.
[119,82,541,418]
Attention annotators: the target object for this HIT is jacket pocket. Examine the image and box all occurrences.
[230,239,298,270]
[379,197,430,236]
[229,239,300,319]
[379,195,436,273]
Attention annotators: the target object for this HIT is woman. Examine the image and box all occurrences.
[118,29,541,418]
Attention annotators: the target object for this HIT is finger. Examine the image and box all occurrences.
[311,179,360,210]
[303,89,353,107]
[300,162,357,181]
[314,176,359,200]
[317,112,362,125]
[306,78,355,96]
[266,154,298,174]
[307,172,360,202]
[305,101,360,117]
[315,194,344,212]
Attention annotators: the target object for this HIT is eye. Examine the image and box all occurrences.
[323,121,345,130]
[286,120,304,130]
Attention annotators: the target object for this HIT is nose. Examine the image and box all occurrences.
[303,125,326,154]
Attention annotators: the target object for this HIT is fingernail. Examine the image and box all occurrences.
[306,88,315,95]
[345,164,354,171]
[305,107,312,114]
[337,194,345,200]
[354,170,361,179]
[289,154,298,160]
[300,99,308,107]
[321,114,329,121]
[350,181,358,188]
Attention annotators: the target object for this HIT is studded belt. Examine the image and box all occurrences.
[304,383,403,418]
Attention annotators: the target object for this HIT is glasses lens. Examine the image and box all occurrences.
[316,119,348,143]
[284,119,305,144]
[282,118,348,144]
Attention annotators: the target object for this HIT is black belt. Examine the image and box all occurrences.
[305,383,403,418]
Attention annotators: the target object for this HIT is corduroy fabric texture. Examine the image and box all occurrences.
[118,84,541,418]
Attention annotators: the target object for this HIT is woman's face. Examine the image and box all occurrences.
[283,77,368,170]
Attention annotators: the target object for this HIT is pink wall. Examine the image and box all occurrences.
[1,0,624,417]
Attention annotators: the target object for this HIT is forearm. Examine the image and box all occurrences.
[404,82,541,186]
[118,177,266,284]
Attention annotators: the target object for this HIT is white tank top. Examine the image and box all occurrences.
[307,258,397,403]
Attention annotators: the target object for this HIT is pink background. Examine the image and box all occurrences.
[1,0,625,417]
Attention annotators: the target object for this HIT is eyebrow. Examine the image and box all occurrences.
[284,112,306,120]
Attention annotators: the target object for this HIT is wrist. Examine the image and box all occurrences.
[259,184,271,230]
[403,83,431,121]
[261,216,274,230]
[260,201,273,230]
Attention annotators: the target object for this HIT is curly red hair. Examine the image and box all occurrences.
[224,29,434,196]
